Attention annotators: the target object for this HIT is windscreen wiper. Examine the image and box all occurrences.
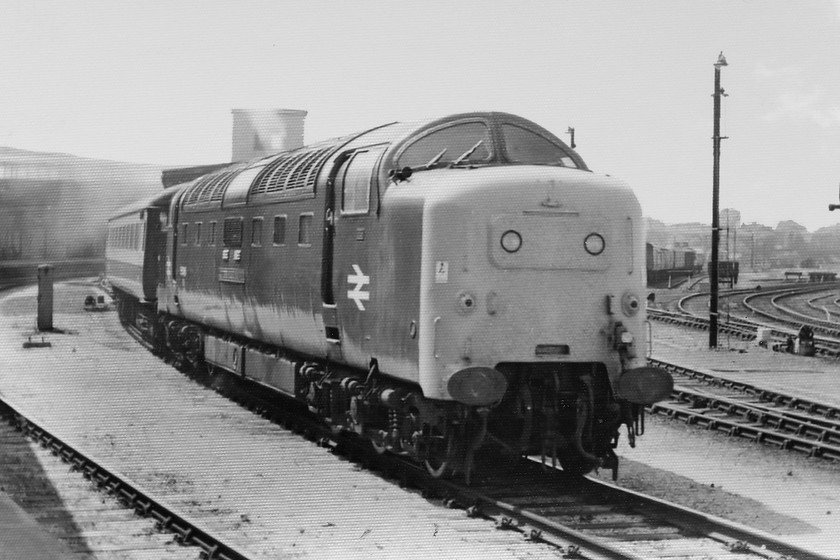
[424,149,447,169]
[450,140,483,166]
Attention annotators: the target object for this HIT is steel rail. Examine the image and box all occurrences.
[426,476,644,560]
[649,357,840,419]
[0,394,255,560]
[647,308,840,358]
[648,358,840,460]
[672,385,840,435]
[421,456,833,560]
[743,286,840,338]
[583,476,832,560]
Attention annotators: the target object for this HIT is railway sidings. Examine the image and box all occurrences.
[649,358,840,461]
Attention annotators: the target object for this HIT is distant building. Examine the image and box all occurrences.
[720,208,741,229]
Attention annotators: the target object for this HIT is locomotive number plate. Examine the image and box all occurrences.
[218,267,246,284]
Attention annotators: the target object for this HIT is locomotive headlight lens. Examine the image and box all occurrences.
[500,230,522,253]
[584,233,605,256]
[622,292,641,316]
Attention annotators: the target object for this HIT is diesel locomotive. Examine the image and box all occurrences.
[106,112,673,481]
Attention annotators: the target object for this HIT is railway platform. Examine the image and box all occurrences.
[0,491,70,560]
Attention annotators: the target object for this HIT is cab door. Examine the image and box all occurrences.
[321,146,386,361]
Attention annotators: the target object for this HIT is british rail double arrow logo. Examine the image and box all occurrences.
[347,264,370,311]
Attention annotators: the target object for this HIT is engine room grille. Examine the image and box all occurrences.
[250,143,337,197]
[183,168,242,207]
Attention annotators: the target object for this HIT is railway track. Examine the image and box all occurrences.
[647,307,840,358]
[0,395,253,560]
[744,286,840,338]
[674,283,840,338]
[413,452,830,559]
[648,358,840,462]
[197,357,831,560]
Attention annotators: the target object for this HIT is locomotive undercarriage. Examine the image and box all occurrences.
[299,360,640,483]
[113,292,639,483]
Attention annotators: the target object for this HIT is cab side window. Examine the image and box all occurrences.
[340,148,385,215]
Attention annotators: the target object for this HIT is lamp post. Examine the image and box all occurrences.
[709,52,727,348]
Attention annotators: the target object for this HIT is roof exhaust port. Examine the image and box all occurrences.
[231,109,307,162]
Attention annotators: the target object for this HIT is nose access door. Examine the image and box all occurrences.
[321,147,385,347]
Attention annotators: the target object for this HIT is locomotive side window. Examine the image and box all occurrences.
[340,148,384,215]
[501,124,577,168]
[273,215,287,245]
[181,223,189,245]
[209,221,217,246]
[223,217,243,247]
[194,222,202,245]
[397,122,490,170]
[298,214,313,246]
[251,218,263,247]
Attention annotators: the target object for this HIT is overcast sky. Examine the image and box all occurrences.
[2,1,840,231]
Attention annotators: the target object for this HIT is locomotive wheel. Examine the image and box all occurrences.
[485,381,533,458]
[424,426,457,478]
[559,394,599,476]
[370,430,388,455]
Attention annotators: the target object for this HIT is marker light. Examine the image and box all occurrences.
[584,233,605,256]
[622,292,641,316]
[500,230,522,253]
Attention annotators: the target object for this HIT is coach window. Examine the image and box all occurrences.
[181,223,189,245]
[298,214,313,246]
[195,222,202,245]
[209,221,217,246]
[223,217,243,247]
[273,215,287,245]
[251,218,263,247]
[397,122,490,170]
